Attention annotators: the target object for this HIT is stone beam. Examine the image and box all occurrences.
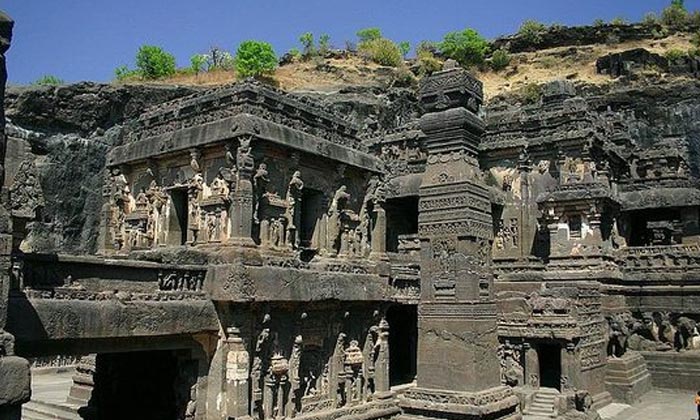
[107,113,384,172]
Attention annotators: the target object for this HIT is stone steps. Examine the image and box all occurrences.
[22,400,81,420]
[523,388,559,418]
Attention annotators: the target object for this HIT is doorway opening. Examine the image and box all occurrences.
[538,343,561,390]
[299,188,325,249]
[385,197,419,253]
[168,189,189,245]
[91,350,180,420]
[387,304,417,386]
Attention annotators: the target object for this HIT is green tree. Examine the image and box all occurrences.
[357,27,382,43]
[518,20,548,45]
[32,75,64,86]
[319,34,331,55]
[438,28,489,67]
[235,40,278,78]
[399,41,411,58]
[135,45,176,79]
[299,32,315,57]
[662,0,689,27]
[190,54,208,74]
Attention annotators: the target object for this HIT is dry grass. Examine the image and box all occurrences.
[116,56,394,92]
[116,33,696,99]
[475,33,695,99]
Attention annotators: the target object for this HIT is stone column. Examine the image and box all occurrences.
[0,12,30,420]
[229,136,256,247]
[370,202,387,260]
[224,327,250,419]
[400,62,520,420]
[523,342,539,388]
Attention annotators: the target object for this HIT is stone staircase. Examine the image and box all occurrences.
[22,400,81,420]
[523,387,559,418]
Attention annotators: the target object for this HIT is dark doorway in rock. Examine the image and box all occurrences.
[91,350,178,420]
[387,304,417,386]
[538,343,561,390]
[385,197,419,253]
[299,188,325,249]
[168,188,189,245]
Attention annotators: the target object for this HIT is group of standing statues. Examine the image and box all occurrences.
[105,137,387,260]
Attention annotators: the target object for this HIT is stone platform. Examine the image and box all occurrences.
[604,352,652,404]
[640,350,700,390]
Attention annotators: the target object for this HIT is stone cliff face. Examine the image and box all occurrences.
[4,83,199,254]
[4,69,700,255]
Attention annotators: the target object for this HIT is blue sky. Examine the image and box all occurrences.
[3,0,700,85]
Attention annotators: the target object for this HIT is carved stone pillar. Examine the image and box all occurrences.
[370,203,388,261]
[224,327,250,419]
[0,13,30,420]
[229,137,256,247]
[401,62,520,420]
[523,343,539,388]
[67,354,97,407]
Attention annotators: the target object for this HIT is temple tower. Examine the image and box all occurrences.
[400,62,520,420]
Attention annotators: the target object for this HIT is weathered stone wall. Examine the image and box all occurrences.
[3,83,199,254]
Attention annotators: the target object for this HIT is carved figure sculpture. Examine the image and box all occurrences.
[253,163,270,224]
[607,315,628,358]
[285,171,304,249]
[327,186,351,256]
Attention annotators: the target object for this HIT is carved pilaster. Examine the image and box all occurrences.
[407,62,520,420]
[224,327,250,419]
[229,136,256,247]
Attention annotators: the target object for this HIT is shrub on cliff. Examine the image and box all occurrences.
[135,45,176,79]
[438,28,489,67]
[234,40,278,78]
[517,20,547,45]
[357,27,382,43]
[416,42,442,76]
[359,38,403,67]
[662,0,689,27]
[490,48,511,71]
[356,28,403,67]
[32,75,64,86]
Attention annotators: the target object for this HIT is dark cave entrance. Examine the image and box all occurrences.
[627,208,681,246]
[299,188,325,249]
[90,350,182,420]
[168,188,189,245]
[537,343,561,390]
[387,304,417,386]
[385,197,419,253]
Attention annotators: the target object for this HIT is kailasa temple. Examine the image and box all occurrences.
[3,10,700,420]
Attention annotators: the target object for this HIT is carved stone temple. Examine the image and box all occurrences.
[6,16,700,420]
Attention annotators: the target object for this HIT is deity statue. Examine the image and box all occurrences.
[285,171,304,248]
[253,163,270,224]
[327,186,351,256]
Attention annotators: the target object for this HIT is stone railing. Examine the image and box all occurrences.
[618,244,700,278]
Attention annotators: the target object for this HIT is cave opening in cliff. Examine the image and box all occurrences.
[385,197,419,253]
[90,350,180,420]
[387,304,417,386]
